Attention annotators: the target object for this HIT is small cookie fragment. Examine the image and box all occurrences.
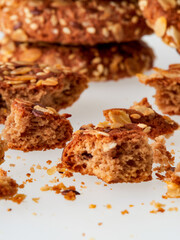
[0,62,88,123]
[2,99,73,152]
[103,98,178,139]
[152,136,174,171]
[0,137,7,165]
[0,37,155,82]
[0,0,152,45]
[59,124,153,183]
[166,163,180,198]
[138,65,180,115]
[0,169,18,198]
[139,0,180,50]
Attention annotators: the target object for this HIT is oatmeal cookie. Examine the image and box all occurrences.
[0,37,155,81]
[103,98,178,139]
[138,64,180,115]
[2,99,73,151]
[139,0,180,50]
[0,62,88,123]
[0,0,152,45]
[59,124,153,183]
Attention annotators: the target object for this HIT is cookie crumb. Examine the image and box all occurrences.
[95,182,101,185]
[9,164,15,167]
[150,200,165,213]
[89,204,96,209]
[168,207,178,212]
[171,149,175,155]
[36,164,42,169]
[11,194,26,204]
[41,183,80,201]
[47,166,57,175]
[46,160,52,165]
[32,197,40,203]
[106,204,112,209]
[121,210,129,215]
[30,167,35,173]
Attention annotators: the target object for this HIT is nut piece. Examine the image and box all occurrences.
[19,48,42,63]
[11,29,28,42]
[154,17,167,37]
[131,105,154,116]
[166,26,180,48]
[95,121,110,129]
[33,105,57,115]
[108,110,132,128]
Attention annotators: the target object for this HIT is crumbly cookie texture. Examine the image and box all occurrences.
[103,98,178,139]
[166,163,180,198]
[0,62,88,123]
[0,138,7,165]
[138,64,180,115]
[2,99,73,152]
[0,0,152,45]
[0,169,18,198]
[0,37,155,82]
[59,124,153,183]
[139,0,180,50]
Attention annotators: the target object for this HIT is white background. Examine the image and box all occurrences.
[0,33,180,240]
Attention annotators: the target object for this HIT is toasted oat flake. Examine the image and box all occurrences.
[108,110,132,127]
[154,17,167,37]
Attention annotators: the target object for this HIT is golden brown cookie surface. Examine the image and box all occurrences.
[0,0,152,45]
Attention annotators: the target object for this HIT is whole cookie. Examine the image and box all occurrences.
[139,0,180,50]
[0,0,152,45]
[0,37,155,81]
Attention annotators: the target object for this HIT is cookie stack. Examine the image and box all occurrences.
[0,0,154,81]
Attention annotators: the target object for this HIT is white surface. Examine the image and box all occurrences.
[0,34,180,240]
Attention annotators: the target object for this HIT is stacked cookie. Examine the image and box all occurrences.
[139,0,180,53]
[0,0,154,81]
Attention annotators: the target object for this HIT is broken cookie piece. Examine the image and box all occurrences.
[166,163,180,198]
[59,124,153,183]
[0,169,18,198]
[138,65,180,115]
[2,99,73,152]
[103,98,178,139]
[0,138,7,165]
[0,61,88,123]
